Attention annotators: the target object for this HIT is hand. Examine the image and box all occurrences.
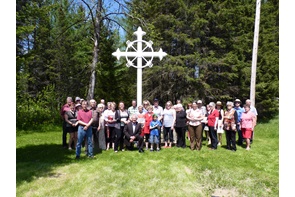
[84,125,88,130]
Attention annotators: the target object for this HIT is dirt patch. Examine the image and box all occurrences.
[211,188,240,197]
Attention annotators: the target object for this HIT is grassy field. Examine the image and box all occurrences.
[16,118,279,197]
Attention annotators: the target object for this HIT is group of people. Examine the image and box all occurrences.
[60,97,258,159]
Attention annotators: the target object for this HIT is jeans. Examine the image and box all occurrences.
[76,125,93,157]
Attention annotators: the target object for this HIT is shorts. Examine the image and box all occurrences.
[149,135,159,144]
[242,128,252,139]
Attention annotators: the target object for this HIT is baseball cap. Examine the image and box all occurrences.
[75,97,81,102]
[197,100,202,104]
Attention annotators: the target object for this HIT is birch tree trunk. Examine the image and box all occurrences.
[86,0,102,101]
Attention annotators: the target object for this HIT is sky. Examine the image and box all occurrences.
[2,0,293,195]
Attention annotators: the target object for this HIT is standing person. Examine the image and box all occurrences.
[162,101,176,148]
[75,97,81,105]
[142,100,151,113]
[185,103,192,141]
[223,101,238,151]
[245,99,258,144]
[202,104,211,145]
[175,104,187,148]
[186,101,205,151]
[143,106,154,150]
[64,102,78,150]
[149,114,162,151]
[216,101,224,146]
[104,102,118,151]
[207,102,219,150]
[197,100,207,141]
[89,99,99,151]
[104,102,112,150]
[75,100,94,159]
[234,99,245,145]
[127,99,138,117]
[152,98,164,146]
[60,97,73,148]
[96,103,106,150]
[123,114,145,153]
[116,101,129,152]
[241,104,257,150]
[136,105,147,149]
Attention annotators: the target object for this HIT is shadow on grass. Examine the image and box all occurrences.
[16,143,103,186]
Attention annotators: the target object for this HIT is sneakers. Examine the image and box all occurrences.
[150,149,154,152]
[156,148,160,151]
[218,142,221,146]
[246,147,251,151]
[68,147,72,150]
[115,150,118,153]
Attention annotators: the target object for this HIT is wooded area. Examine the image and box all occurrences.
[16,0,279,130]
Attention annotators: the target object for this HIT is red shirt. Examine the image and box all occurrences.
[143,112,154,134]
[207,109,219,127]
[60,104,70,118]
[77,109,93,124]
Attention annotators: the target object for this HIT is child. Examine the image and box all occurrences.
[149,114,162,151]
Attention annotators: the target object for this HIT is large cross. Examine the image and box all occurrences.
[112,27,167,106]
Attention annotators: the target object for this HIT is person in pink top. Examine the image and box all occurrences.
[240,104,257,150]
[60,97,73,148]
[75,100,94,159]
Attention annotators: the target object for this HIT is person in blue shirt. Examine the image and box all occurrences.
[234,99,245,145]
[149,114,162,151]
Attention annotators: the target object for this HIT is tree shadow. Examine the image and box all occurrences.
[16,143,103,186]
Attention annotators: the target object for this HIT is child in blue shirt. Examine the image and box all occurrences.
[149,114,162,151]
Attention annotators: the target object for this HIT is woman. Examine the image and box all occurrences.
[136,105,147,149]
[240,104,256,150]
[216,101,224,146]
[116,101,129,152]
[143,105,154,149]
[223,101,238,151]
[64,102,78,150]
[175,104,187,148]
[142,100,151,113]
[207,102,219,150]
[186,101,204,150]
[162,101,176,148]
[96,103,106,150]
[104,102,117,150]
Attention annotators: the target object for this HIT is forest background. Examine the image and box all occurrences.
[16,0,279,128]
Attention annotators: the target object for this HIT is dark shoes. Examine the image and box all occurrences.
[75,156,80,160]
[138,149,144,153]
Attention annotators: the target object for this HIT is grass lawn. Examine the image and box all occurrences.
[16,118,279,197]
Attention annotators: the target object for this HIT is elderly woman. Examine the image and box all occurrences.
[64,102,78,150]
[241,104,256,150]
[175,104,187,148]
[216,101,224,146]
[96,103,106,150]
[223,101,238,151]
[186,101,205,150]
[207,102,219,150]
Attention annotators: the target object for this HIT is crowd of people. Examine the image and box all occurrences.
[60,97,258,159]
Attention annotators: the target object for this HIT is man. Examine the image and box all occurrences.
[234,99,245,145]
[89,99,99,150]
[127,99,138,116]
[123,114,144,153]
[245,99,258,143]
[60,97,72,148]
[197,100,207,141]
[75,97,81,104]
[76,100,94,159]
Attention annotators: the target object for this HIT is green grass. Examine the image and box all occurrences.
[16,118,279,197]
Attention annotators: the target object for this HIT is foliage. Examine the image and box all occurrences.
[126,0,279,119]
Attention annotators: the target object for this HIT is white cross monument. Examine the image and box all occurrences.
[112,27,167,106]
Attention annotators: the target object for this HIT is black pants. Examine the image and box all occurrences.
[107,126,116,145]
[236,124,243,145]
[225,130,237,151]
[124,135,144,150]
[163,127,173,143]
[62,121,67,147]
[209,126,218,149]
[175,126,186,148]
[114,127,124,151]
